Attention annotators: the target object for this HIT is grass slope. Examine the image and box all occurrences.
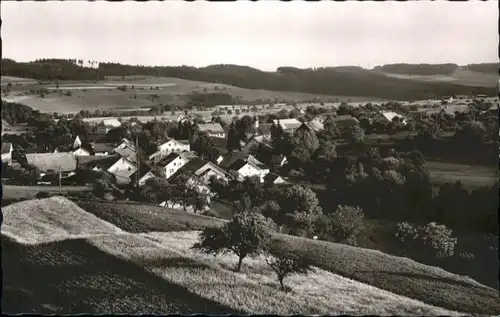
[2,196,459,315]
[73,199,500,315]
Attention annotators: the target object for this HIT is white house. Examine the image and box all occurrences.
[72,147,91,157]
[272,118,303,133]
[158,152,196,180]
[97,118,122,134]
[371,111,407,125]
[149,139,191,162]
[229,159,270,183]
[1,143,13,165]
[73,135,82,149]
[107,157,137,183]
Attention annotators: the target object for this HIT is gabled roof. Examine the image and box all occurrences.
[273,118,302,131]
[229,159,250,171]
[77,155,117,168]
[171,157,209,179]
[102,118,122,128]
[324,115,359,125]
[159,138,190,147]
[374,111,405,122]
[92,142,115,153]
[130,168,156,181]
[247,154,267,168]
[114,146,137,163]
[218,151,247,169]
[197,123,225,134]
[26,153,77,172]
[270,155,286,165]
[301,120,324,132]
[158,152,182,167]
[1,143,12,154]
[264,172,284,183]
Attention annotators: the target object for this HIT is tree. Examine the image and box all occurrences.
[279,185,323,235]
[265,248,311,291]
[226,123,241,152]
[395,222,457,261]
[191,132,215,160]
[192,210,275,272]
[344,124,365,143]
[329,205,365,246]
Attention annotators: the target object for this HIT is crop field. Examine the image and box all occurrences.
[2,196,469,315]
[426,161,498,189]
[3,76,383,114]
[72,199,500,315]
[380,68,498,88]
[2,185,92,200]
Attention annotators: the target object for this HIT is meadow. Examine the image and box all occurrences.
[2,196,469,315]
[3,76,383,114]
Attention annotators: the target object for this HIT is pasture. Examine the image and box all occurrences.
[3,76,383,114]
[2,185,92,200]
[426,161,498,189]
[72,199,500,315]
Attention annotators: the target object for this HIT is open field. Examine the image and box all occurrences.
[426,161,498,189]
[2,197,465,315]
[72,199,500,315]
[1,76,39,85]
[3,76,383,114]
[1,120,35,135]
[380,68,498,88]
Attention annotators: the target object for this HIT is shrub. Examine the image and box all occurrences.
[395,222,457,260]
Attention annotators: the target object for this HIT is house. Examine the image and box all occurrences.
[371,111,407,125]
[73,135,83,149]
[322,115,359,127]
[72,147,91,157]
[25,153,77,177]
[218,151,270,182]
[157,151,197,179]
[1,142,13,165]
[149,139,191,163]
[241,135,273,154]
[113,140,137,163]
[106,157,137,184]
[91,142,114,156]
[97,118,122,134]
[272,118,303,133]
[130,169,157,187]
[115,138,136,151]
[297,119,324,133]
[269,155,287,170]
[197,123,226,138]
[264,172,286,185]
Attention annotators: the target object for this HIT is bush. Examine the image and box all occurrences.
[36,191,51,199]
[329,205,365,246]
[395,221,457,260]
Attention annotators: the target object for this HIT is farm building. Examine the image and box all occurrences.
[172,157,232,185]
[91,143,114,156]
[1,142,13,165]
[25,153,77,177]
[197,123,226,138]
[96,118,122,134]
[272,118,302,133]
[72,147,91,157]
[371,111,407,125]
[219,151,269,182]
[298,119,324,132]
[322,114,359,128]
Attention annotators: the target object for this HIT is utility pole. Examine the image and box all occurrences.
[136,136,139,188]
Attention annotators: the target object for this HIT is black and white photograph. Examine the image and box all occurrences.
[1,0,499,315]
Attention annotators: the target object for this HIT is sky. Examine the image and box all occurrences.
[2,1,498,71]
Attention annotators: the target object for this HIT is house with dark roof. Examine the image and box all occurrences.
[218,151,270,182]
[323,115,360,127]
[91,142,115,156]
[2,142,13,165]
[113,145,137,163]
[130,169,157,187]
[172,157,232,185]
[197,123,226,138]
[157,151,197,179]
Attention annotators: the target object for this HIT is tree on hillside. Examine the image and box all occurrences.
[191,131,215,160]
[279,185,323,235]
[192,210,276,272]
[328,205,365,246]
[265,247,311,292]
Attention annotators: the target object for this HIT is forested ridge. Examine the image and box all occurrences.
[1,59,496,100]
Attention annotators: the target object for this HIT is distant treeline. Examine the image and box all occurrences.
[373,63,460,76]
[465,63,499,74]
[1,59,496,100]
[374,62,499,76]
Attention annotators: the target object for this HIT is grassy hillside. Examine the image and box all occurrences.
[72,199,500,315]
[2,197,462,315]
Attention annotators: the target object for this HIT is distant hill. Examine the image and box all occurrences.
[465,63,499,74]
[1,59,496,100]
[373,62,499,76]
